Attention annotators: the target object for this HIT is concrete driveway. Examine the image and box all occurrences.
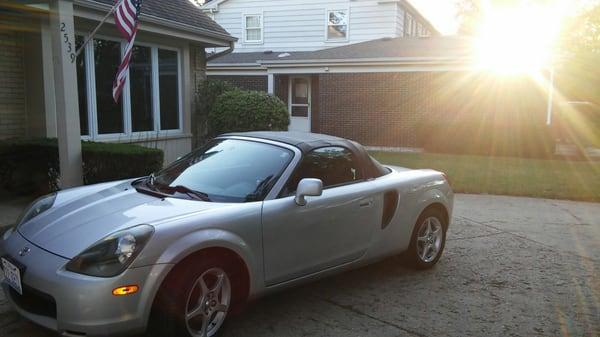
[1,194,599,337]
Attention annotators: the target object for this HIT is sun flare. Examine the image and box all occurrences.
[475,4,565,75]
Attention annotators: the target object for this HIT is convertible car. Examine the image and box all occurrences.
[1,131,453,337]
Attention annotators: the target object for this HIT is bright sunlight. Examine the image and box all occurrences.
[475,3,565,74]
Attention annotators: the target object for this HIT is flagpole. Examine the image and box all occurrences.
[73,0,122,61]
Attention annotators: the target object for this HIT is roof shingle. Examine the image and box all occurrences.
[90,0,232,38]
[209,36,475,66]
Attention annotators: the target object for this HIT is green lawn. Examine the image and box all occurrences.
[370,152,600,202]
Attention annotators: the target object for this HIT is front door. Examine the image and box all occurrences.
[288,76,311,132]
[261,146,379,286]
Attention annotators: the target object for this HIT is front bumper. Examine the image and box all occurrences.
[0,231,172,337]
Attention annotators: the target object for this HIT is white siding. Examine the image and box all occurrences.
[395,3,405,37]
[209,0,400,52]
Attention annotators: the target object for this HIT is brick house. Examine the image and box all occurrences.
[204,0,551,149]
[0,0,234,186]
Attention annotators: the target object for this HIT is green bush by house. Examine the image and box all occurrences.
[194,79,236,145]
[208,89,289,135]
[0,138,163,195]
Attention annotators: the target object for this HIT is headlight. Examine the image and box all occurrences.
[66,225,154,277]
[2,226,14,240]
[18,193,57,226]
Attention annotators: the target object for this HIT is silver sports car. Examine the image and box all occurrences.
[1,131,453,337]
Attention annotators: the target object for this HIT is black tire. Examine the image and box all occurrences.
[148,253,244,337]
[406,207,448,270]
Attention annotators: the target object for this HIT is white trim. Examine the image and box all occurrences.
[242,12,263,44]
[325,8,350,42]
[267,64,475,74]
[267,73,274,95]
[259,56,472,65]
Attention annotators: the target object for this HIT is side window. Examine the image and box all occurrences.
[283,147,362,195]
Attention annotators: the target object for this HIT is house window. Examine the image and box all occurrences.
[76,35,182,139]
[405,13,414,37]
[94,38,124,134]
[243,14,262,43]
[158,49,180,130]
[75,36,89,136]
[327,10,348,40]
[130,45,153,132]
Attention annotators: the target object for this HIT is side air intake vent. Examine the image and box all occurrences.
[381,190,399,229]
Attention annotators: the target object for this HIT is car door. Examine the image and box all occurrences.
[262,146,379,286]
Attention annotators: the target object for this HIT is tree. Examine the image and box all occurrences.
[456,0,484,36]
[557,3,600,104]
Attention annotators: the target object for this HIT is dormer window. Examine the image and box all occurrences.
[327,10,348,40]
[243,14,263,43]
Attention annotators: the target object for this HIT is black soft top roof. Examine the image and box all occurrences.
[221,131,388,178]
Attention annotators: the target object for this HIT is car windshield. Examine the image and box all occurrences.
[150,139,293,203]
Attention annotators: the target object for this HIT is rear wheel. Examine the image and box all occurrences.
[407,208,447,269]
[149,256,241,337]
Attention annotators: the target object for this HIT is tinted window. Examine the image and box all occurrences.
[153,139,293,202]
[284,147,362,195]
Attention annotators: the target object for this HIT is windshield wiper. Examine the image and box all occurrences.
[161,185,212,202]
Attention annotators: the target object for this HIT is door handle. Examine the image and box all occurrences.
[359,198,373,208]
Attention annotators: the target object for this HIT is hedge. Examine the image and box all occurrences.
[0,138,163,195]
[208,89,289,135]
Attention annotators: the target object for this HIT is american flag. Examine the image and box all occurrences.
[112,0,143,102]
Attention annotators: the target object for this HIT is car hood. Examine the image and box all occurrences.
[18,181,232,259]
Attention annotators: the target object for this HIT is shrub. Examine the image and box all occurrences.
[194,79,235,146]
[208,89,289,135]
[0,139,163,195]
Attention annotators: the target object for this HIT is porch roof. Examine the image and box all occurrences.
[78,0,235,42]
[208,36,475,68]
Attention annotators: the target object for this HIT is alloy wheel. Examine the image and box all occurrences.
[185,267,231,337]
[416,217,443,263]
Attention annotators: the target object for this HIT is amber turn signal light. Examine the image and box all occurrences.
[112,285,139,296]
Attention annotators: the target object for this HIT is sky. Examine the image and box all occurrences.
[408,0,600,35]
[409,0,461,35]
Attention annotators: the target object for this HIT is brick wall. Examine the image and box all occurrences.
[317,72,439,147]
[316,72,547,148]
[208,75,268,92]
[0,31,27,139]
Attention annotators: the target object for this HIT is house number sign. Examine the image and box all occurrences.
[60,22,76,63]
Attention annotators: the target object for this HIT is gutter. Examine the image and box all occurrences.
[207,41,235,62]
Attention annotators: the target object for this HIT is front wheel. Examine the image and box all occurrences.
[150,258,237,337]
[407,208,447,269]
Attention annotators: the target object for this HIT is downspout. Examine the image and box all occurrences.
[207,40,235,61]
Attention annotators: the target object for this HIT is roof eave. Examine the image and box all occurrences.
[75,0,236,45]
[258,56,473,66]
[207,57,475,69]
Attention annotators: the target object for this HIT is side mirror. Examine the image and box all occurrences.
[295,178,323,206]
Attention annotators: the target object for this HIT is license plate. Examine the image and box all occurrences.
[1,257,23,295]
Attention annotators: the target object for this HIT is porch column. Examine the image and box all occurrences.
[267,73,274,95]
[49,0,83,187]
